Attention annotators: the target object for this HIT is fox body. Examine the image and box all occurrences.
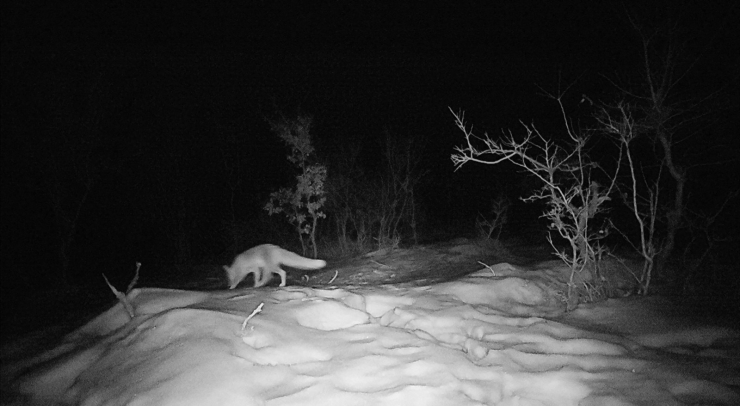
[223,244,327,288]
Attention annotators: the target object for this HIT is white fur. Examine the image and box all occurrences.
[223,244,327,288]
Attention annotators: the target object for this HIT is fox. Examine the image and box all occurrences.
[223,244,327,289]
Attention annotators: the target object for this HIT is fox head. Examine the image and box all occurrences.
[223,265,238,289]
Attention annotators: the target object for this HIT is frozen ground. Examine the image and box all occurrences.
[2,262,739,406]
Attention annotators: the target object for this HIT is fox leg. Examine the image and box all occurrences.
[253,267,266,287]
[273,267,287,287]
[253,266,287,287]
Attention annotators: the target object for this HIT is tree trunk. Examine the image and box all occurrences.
[655,128,686,286]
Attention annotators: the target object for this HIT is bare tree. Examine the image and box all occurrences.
[476,193,510,241]
[375,130,428,248]
[324,142,371,254]
[606,6,737,286]
[597,102,660,294]
[451,91,620,309]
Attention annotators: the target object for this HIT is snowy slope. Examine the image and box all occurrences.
[2,265,738,406]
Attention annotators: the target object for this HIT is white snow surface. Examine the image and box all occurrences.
[3,265,739,406]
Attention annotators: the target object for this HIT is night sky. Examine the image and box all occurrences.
[2,1,738,295]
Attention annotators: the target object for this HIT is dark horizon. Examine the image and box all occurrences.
[2,1,739,294]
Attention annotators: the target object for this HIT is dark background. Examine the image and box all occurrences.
[2,1,738,298]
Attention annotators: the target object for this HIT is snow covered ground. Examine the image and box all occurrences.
[2,263,739,406]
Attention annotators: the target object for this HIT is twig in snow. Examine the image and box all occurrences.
[328,270,339,284]
[102,262,141,319]
[126,262,141,293]
[241,302,264,332]
[478,261,497,276]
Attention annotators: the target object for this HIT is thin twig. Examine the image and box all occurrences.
[241,302,264,332]
[477,261,497,276]
[102,273,135,319]
[126,262,141,294]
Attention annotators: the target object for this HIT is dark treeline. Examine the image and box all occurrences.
[2,2,738,298]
